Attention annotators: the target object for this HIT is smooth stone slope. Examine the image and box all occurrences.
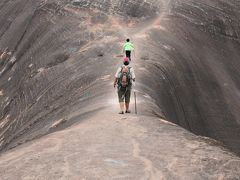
[135,0,240,154]
[0,107,240,179]
[0,0,240,162]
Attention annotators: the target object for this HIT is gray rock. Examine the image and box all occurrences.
[0,0,240,178]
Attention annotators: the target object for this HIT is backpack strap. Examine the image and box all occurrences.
[127,66,131,74]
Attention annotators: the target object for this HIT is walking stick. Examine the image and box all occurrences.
[134,91,137,114]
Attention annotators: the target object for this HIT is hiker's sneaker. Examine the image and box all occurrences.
[119,111,124,114]
[125,110,131,113]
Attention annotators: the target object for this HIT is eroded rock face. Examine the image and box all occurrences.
[0,0,122,151]
[136,0,240,154]
[0,0,240,158]
[72,0,163,18]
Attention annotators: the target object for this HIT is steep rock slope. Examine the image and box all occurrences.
[0,0,123,151]
[136,0,240,154]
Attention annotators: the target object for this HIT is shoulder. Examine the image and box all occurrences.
[116,67,121,72]
[129,67,135,72]
[128,66,134,71]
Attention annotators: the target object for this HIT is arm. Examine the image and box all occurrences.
[131,68,136,82]
[123,43,126,53]
[114,67,121,88]
[114,77,118,88]
[131,43,135,57]
[131,43,134,49]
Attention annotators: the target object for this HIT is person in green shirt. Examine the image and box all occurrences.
[123,38,134,61]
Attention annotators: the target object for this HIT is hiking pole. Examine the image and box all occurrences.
[134,91,137,114]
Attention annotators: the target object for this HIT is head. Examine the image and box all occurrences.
[126,38,130,42]
[123,57,129,65]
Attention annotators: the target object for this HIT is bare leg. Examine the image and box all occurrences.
[120,102,124,112]
[125,103,129,111]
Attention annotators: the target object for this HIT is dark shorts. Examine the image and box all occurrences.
[125,51,131,60]
[118,87,131,103]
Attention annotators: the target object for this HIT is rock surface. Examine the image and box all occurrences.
[0,105,240,179]
[0,0,240,178]
[136,0,240,154]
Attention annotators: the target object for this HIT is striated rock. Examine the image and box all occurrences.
[0,0,121,152]
[0,0,239,175]
[71,0,163,18]
[136,0,240,154]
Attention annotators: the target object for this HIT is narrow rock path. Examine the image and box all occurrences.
[0,103,240,179]
[0,3,240,179]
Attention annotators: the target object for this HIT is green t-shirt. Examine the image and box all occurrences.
[124,42,134,51]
